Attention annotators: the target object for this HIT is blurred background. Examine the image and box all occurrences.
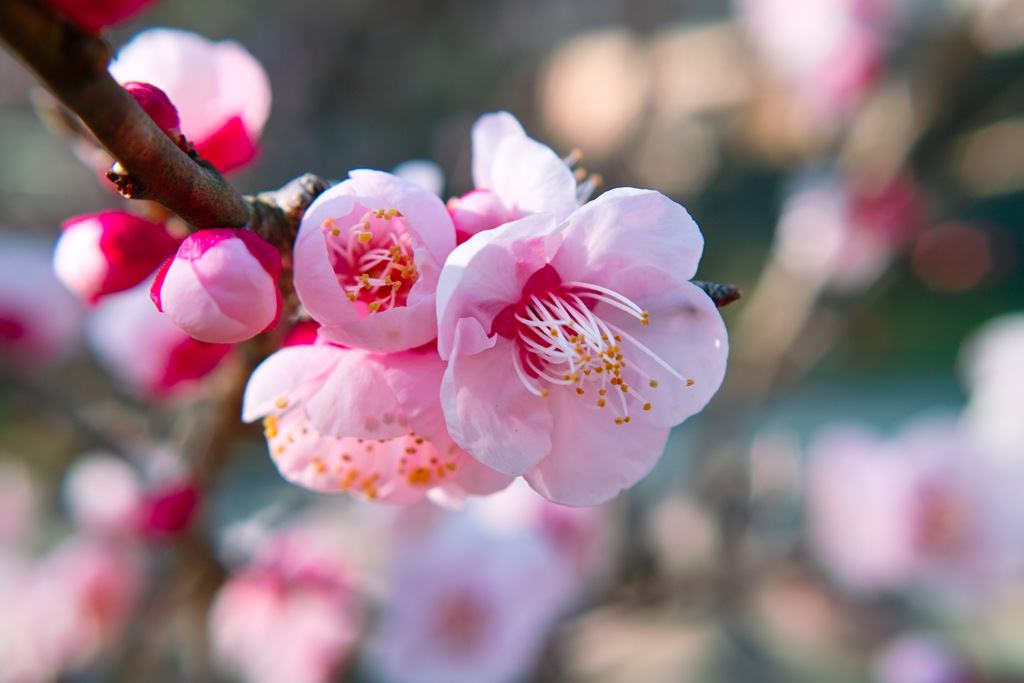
[2,0,1024,681]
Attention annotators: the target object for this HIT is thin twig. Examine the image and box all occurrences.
[0,0,249,229]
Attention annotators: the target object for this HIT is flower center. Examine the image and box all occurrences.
[497,266,691,424]
[320,207,418,315]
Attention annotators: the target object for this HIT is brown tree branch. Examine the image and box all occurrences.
[0,0,249,228]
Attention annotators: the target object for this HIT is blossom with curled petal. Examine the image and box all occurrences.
[447,111,582,243]
[293,170,456,352]
[437,188,728,506]
[242,341,510,504]
[108,28,271,173]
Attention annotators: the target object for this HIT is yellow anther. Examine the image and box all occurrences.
[322,217,337,228]
[551,329,559,337]
[358,231,374,243]
[643,403,652,411]
[624,416,631,423]
[614,417,624,425]
[275,397,288,409]
[262,415,278,438]
[312,459,326,474]
[408,467,432,485]
[599,389,607,396]
[649,379,659,388]
[331,227,341,237]
[597,399,606,408]
[575,387,584,395]
[368,301,381,312]
[347,292,357,301]
[614,335,622,342]
[540,388,549,397]
[686,379,695,386]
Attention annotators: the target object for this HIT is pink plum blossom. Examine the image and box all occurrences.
[87,282,232,399]
[53,210,181,305]
[293,169,457,352]
[873,633,972,683]
[0,537,142,682]
[807,420,1024,599]
[736,0,886,117]
[108,28,271,173]
[40,0,159,32]
[772,172,922,293]
[61,450,199,540]
[243,339,511,504]
[447,111,581,243]
[0,234,82,369]
[369,512,575,683]
[209,522,360,683]
[436,188,729,506]
[151,228,282,344]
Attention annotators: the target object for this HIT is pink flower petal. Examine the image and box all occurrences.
[242,345,343,423]
[551,187,705,285]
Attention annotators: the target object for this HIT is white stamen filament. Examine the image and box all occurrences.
[510,283,685,423]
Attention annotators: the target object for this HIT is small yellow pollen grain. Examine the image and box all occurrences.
[614,417,624,425]
[575,387,584,395]
[686,379,695,387]
[275,397,288,409]
[649,379,659,388]
[643,403,652,411]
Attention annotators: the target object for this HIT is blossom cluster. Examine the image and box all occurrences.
[242,111,729,507]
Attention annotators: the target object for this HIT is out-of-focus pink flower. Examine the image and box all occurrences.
[63,453,141,535]
[53,210,181,305]
[40,0,159,32]
[0,461,34,545]
[87,283,231,399]
[293,170,456,352]
[447,112,580,243]
[369,514,574,683]
[243,341,511,504]
[737,0,886,117]
[873,633,971,683]
[959,313,1024,463]
[209,524,359,683]
[772,172,922,293]
[0,537,142,681]
[436,188,728,506]
[807,421,1024,598]
[151,229,282,344]
[0,235,82,369]
[62,451,200,540]
[108,28,271,174]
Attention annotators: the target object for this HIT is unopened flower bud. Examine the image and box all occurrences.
[54,210,181,305]
[41,0,159,32]
[152,229,282,344]
[447,189,516,243]
[123,81,183,143]
[137,480,199,540]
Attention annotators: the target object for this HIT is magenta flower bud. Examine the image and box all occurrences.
[54,210,181,305]
[136,480,199,540]
[41,0,159,32]
[123,81,182,140]
[152,229,282,344]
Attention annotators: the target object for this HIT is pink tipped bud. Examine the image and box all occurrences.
[123,81,182,140]
[152,229,282,344]
[41,0,160,32]
[54,211,181,305]
[447,189,517,244]
[137,480,199,540]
